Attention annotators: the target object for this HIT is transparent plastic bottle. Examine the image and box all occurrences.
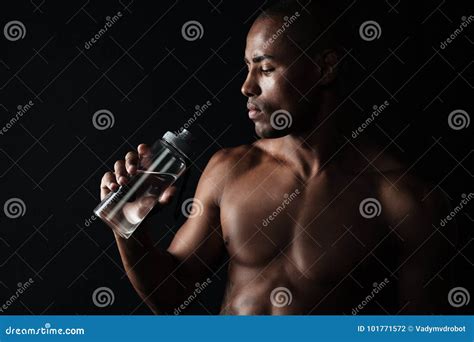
[94,129,194,239]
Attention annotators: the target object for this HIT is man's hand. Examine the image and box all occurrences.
[99,143,176,203]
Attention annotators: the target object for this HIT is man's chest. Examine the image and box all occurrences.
[219,168,394,281]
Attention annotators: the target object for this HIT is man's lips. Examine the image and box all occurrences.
[247,102,260,111]
[247,103,262,119]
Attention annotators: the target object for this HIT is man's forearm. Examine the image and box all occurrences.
[113,225,185,314]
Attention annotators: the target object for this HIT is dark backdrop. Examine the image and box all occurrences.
[0,0,472,314]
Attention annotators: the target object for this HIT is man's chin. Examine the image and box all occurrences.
[254,122,289,139]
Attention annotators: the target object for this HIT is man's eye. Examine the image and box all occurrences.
[261,68,275,74]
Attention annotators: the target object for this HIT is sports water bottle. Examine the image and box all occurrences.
[94,129,194,238]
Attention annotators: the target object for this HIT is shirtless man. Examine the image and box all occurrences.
[99,1,456,314]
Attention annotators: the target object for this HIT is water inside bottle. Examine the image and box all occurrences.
[94,170,178,238]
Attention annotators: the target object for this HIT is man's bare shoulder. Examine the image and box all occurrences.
[205,142,271,178]
[375,165,452,240]
[348,142,433,205]
[346,141,451,230]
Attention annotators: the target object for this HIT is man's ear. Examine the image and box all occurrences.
[319,49,338,86]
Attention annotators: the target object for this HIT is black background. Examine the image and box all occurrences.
[0,0,472,315]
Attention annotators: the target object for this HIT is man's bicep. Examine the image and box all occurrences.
[167,201,223,274]
[167,150,228,279]
[395,189,457,313]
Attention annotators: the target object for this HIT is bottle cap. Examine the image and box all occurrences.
[161,129,196,160]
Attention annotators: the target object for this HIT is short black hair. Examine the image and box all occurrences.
[256,0,351,54]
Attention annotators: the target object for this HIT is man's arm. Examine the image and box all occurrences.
[102,146,229,313]
[383,181,458,314]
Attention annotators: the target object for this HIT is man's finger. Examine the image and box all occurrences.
[137,144,152,157]
[159,186,177,205]
[125,151,138,174]
[137,144,153,169]
[114,160,128,185]
[101,171,118,195]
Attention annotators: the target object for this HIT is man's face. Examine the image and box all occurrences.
[242,16,323,138]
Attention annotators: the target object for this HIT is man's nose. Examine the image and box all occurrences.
[241,72,261,97]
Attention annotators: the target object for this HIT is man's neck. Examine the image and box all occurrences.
[264,90,347,179]
[263,122,345,180]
